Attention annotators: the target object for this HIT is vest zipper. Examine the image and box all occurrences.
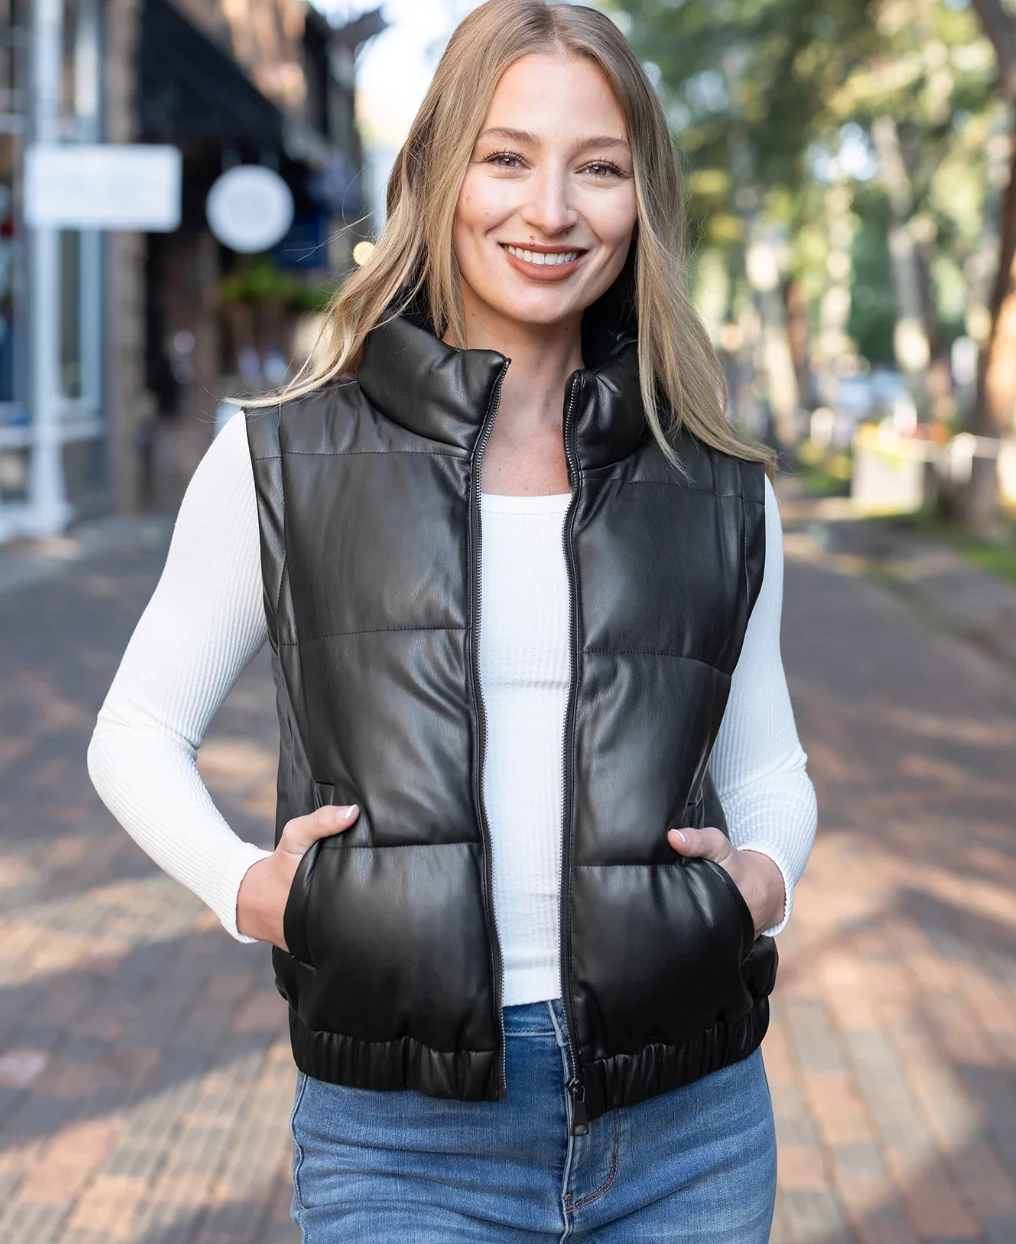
[566,1076,589,1133]
[559,376,588,1136]
[470,357,511,1101]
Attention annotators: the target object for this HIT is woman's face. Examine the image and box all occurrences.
[453,54,638,333]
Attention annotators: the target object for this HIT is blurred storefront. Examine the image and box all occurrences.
[1,0,108,540]
[0,0,381,542]
[0,2,27,488]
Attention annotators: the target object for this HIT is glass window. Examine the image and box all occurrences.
[0,446,29,500]
[0,139,17,407]
[0,0,21,121]
[57,0,101,407]
[62,435,106,505]
[59,229,82,399]
[0,0,26,415]
[61,0,101,142]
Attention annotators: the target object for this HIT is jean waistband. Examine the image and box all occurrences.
[502,998,563,1035]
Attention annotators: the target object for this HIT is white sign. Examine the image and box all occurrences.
[25,144,182,231]
[206,165,294,254]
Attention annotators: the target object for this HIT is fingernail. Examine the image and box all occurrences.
[669,828,688,844]
[343,804,359,818]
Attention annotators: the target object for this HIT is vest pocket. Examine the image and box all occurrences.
[571,859,756,1053]
[701,859,756,961]
[281,781,334,967]
[286,840,496,1050]
[312,782,335,810]
[283,845,319,967]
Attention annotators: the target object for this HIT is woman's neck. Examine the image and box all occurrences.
[454,292,582,495]
[462,302,582,427]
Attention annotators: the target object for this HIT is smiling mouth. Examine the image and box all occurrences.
[500,243,585,268]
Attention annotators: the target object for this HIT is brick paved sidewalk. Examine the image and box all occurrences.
[0,540,295,1244]
[768,545,1016,1244]
[0,520,1015,1242]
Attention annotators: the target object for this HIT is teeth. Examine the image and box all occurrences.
[506,245,579,266]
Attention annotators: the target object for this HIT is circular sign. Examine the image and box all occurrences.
[206,165,294,254]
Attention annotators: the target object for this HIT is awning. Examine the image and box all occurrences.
[140,0,285,148]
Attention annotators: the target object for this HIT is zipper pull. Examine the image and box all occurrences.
[567,1077,589,1136]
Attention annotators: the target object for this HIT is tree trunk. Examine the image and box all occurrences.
[785,277,814,411]
[973,129,1016,437]
[872,115,932,420]
[723,76,801,452]
[965,0,1016,523]
[746,224,801,451]
[956,129,1016,525]
[815,177,854,407]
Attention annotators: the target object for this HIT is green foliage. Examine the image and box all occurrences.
[795,438,854,494]
[847,196,896,364]
[620,0,881,196]
[907,511,1016,582]
[615,0,1000,368]
[220,259,335,312]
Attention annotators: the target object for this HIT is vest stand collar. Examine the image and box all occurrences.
[356,282,648,469]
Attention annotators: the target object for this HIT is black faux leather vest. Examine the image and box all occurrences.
[245,310,775,1130]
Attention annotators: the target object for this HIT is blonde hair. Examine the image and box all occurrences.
[273,0,773,473]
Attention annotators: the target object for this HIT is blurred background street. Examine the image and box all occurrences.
[2,0,1016,1241]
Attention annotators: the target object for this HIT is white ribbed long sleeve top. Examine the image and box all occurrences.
[87,412,817,1006]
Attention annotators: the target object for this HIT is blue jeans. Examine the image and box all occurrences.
[290,999,776,1242]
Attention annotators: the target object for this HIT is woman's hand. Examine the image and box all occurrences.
[237,804,360,949]
[666,826,785,938]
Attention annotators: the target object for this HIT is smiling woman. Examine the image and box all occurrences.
[88,3,816,1241]
[449,52,641,493]
[269,0,772,477]
[456,62,635,312]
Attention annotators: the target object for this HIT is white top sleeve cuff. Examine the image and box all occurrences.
[737,843,795,936]
[214,840,274,942]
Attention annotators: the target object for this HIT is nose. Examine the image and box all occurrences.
[519,164,578,238]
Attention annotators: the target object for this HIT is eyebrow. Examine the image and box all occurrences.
[477,126,630,151]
